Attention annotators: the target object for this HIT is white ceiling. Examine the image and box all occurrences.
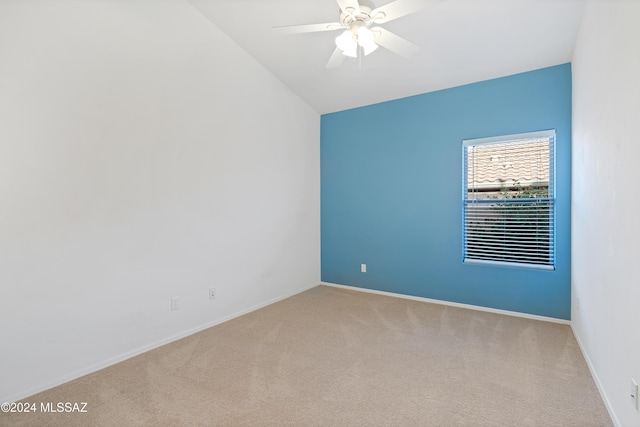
[187,0,585,114]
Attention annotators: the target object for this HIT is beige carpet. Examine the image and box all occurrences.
[2,285,611,426]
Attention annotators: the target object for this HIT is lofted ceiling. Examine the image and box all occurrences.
[186,0,585,114]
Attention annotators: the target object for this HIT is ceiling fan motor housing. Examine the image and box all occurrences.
[340,2,386,32]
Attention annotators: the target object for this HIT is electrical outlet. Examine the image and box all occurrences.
[171,297,179,311]
[361,263,367,273]
[209,288,216,300]
[631,379,638,409]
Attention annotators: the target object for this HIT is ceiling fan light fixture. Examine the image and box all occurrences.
[335,30,357,57]
[342,44,358,58]
[357,26,378,55]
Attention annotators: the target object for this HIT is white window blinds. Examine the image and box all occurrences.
[462,130,555,270]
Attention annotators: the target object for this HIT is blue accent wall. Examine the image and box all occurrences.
[321,64,572,320]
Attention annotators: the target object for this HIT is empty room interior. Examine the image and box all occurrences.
[1,0,639,425]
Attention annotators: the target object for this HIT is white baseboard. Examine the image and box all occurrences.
[571,324,620,427]
[3,282,319,404]
[321,282,571,325]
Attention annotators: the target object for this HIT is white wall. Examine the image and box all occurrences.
[572,1,640,425]
[0,0,320,402]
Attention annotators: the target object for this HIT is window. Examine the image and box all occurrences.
[462,130,555,270]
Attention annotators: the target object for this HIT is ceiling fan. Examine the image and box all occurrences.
[274,0,444,68]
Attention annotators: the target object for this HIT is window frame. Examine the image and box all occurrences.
[462,130,556,271]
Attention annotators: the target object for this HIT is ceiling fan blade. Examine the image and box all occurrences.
[371,27,419,58]
[335,0,360,15]
[326,47,346,69]
[371,0,444,24]
[273,22,345,34]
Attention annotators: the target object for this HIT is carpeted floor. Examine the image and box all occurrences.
[1,285,612,426]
